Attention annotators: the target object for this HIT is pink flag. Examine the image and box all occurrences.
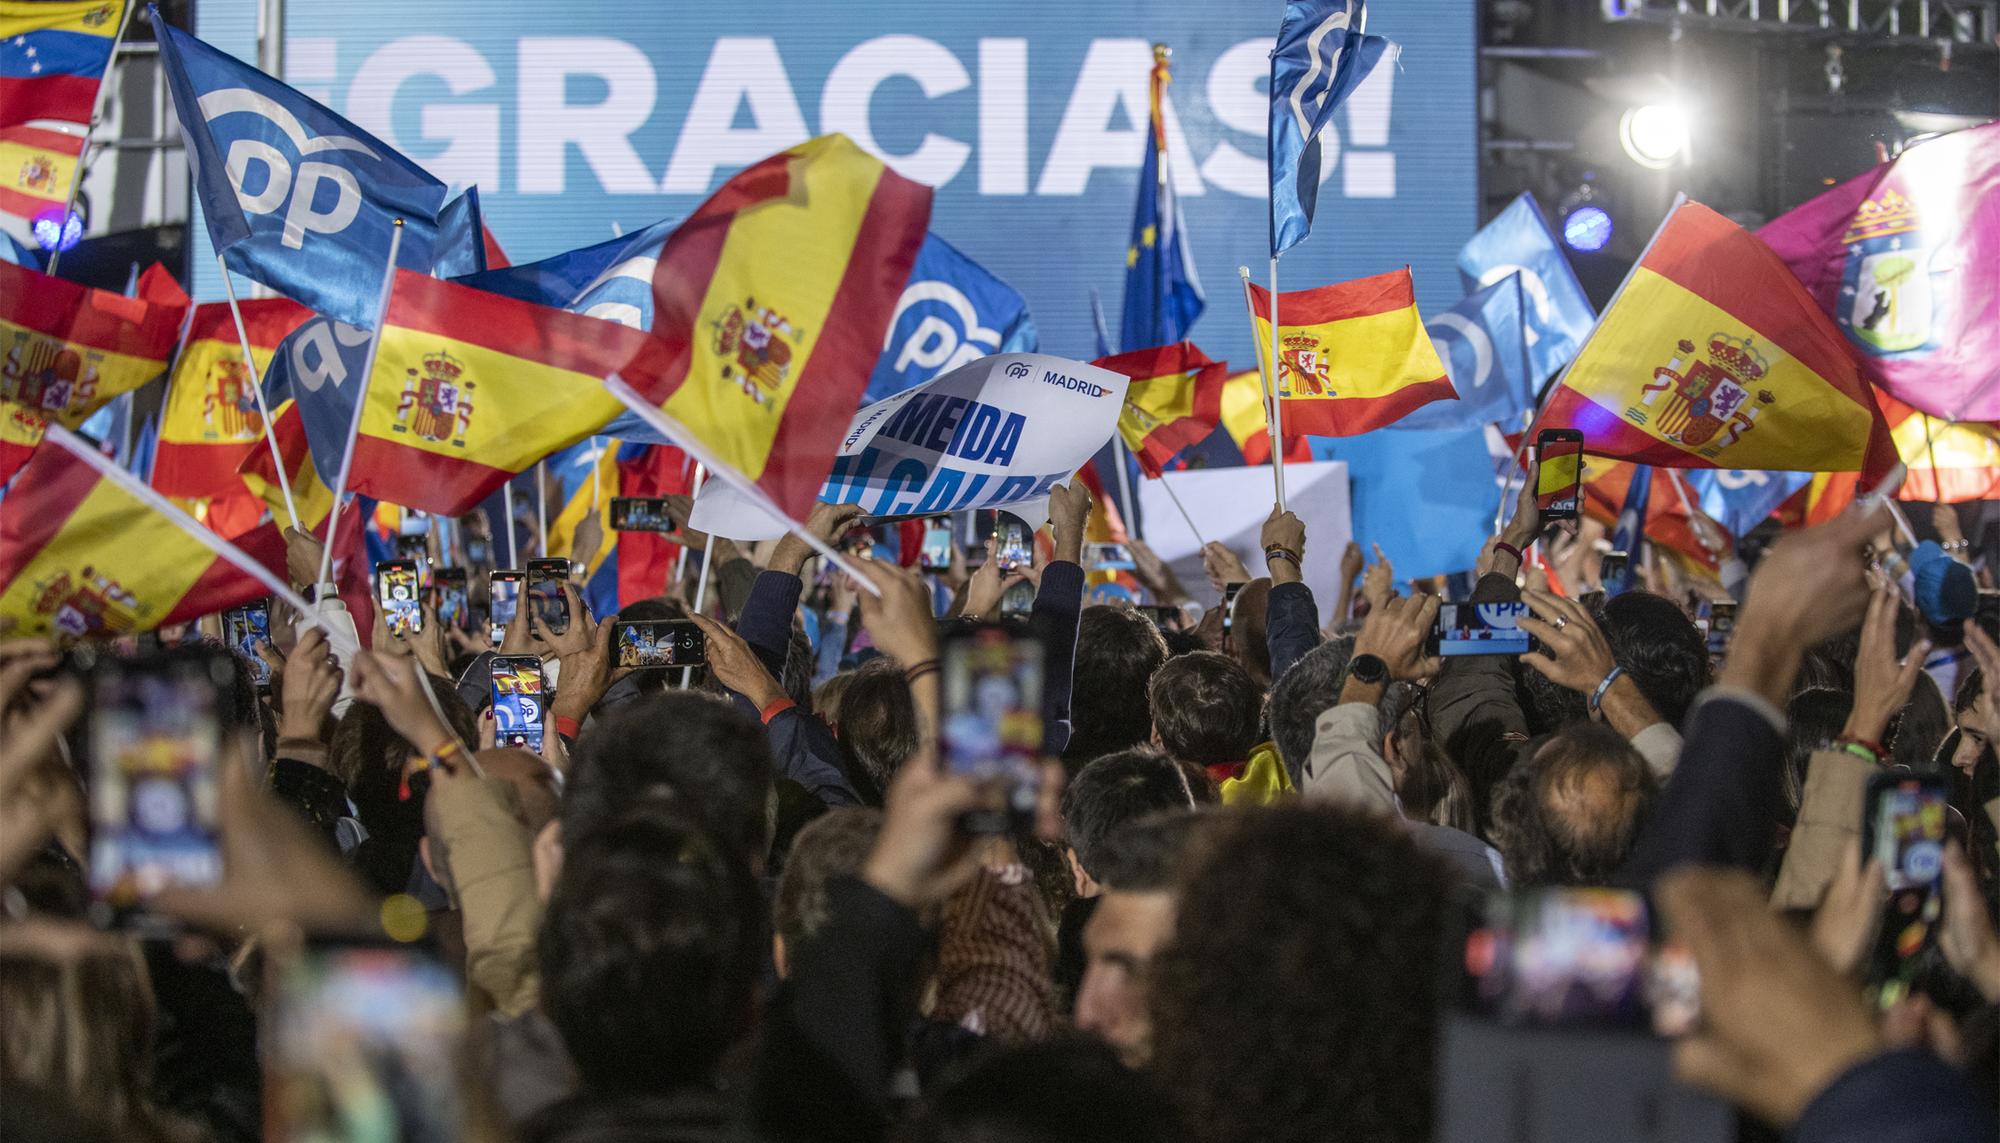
[1758,122,2000,422]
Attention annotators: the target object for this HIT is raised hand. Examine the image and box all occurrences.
[772,500,865,577]
[853,559,940,669]
[1517,589,1618,695]
[1260,506,1305,585]
[1361,544,1396,610]
[1840,586,1930,747]
[1349,592,1442,683]
[1046,478,1093,566]
[274,626,344,744]
[1201,541,1252,595]
[688,613,787,710]
[1722,499,1891,708]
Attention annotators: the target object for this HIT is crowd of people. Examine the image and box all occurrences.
[1,466,1997,1143]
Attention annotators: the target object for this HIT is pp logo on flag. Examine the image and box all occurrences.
[884,281,1007,378]
[199,89,389,249]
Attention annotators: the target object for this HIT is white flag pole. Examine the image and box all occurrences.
[536,462,548,557]
[1110,437,1142,541]
[602,374,882,597]
[501,480,519,569]
[41,0,136,279]
[43,422,323,632]
[216,255,301,529]
[1158,477,1207,547]
[674,462,705,588]
[1239,265,1288,511]
[680,543,715,690]
[318,220,406,588]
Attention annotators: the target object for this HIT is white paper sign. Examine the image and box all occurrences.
[691,352,1129,540]
[1136,461,1353,629]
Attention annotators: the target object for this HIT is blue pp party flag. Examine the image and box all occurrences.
[259,315,375,485]
[431,187,491,279]
[867,233,1036,405]
[1607,463,1651,597]
[1268,0,1395,258]
[1123,48,1204,350]
[1683,468,1811,539]
[154,13,447,328]
[1310,426,1503,580]
[1456,192,1595,385]
[1391,273,1532,432]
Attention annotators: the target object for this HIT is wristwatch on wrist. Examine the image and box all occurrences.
[1345,653,1389,687]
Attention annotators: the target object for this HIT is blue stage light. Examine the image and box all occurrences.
[32,207,82,252]
[1562,205,1613,253]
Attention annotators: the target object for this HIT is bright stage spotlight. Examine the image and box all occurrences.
[1619,103,1688,170]
[1562,204,1614,253]
[31,207,82,252]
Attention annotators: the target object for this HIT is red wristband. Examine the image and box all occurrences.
[553,715,581,739]
[758,697,796,724]
[1492,541,1523,564]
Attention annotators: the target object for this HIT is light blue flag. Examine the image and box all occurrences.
[1456,192,1596,385]
[154,14,447,328]
[432,187,491,279]
[0,233,40,268]
[1683,469,1812,538]
[866,233,1036,405]
[1268,0,1395,257]
[1310,427,1504,580]
[260,315,376,484]
[1607,464,1651,597]
[1390,273,1532,431]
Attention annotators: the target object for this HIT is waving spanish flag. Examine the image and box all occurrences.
[618,134,931,521]
[1536,200,1895,477]
[0,126,82,240]
[238,398,334,531]
[0,423,307,637]
[0,396,43,484]
[345,270,645,516]
[0,260,186,428]
[1245,268,1456,438]
[0,1,125,129]
[151,298,311,498]
[1095,342,1228,478]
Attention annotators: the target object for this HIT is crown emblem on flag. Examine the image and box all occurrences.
[392,349,474,447]
[1276,335,1333,399]
[18,153,57,194]
[1635,332,1774,456]
[711,297,799,406]
[82,4,114,26]
[1,332,100,417]
[31,566,142,637]
[201,359,260,441]
[1843,187,1919,244]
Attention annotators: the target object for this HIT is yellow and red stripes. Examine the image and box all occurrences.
[1246,268,1455,438]
[1096,341,1229,477]
[152,297,310,498]
[0,260,186,427]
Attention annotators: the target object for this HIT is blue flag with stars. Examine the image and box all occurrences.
[1121,49,1204,351]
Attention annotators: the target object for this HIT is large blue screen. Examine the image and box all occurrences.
[195,1,1475,369]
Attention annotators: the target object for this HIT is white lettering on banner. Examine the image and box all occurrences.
[201,87,385,246]
[330,34,1400,200]
[345,36,499,191]
[661,37,812,194]
[518,37,658,194]
[290,321,374,393]
[1036,39,1204,197]
[1715,470,1771,491]
[821,35,971,187]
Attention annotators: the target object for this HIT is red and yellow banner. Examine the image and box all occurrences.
[0,427,287,636]
[1245,268,1454,438]
[1096,342,1229,478]
[151,298,311,498]
[238,399,333,531]
[346,270,645,515]
[0,397,44,484]
[0,125,82,232]
[0,1,124,130]
[0,260,187,428]
[623,133,932,519]
[1536,200,1895,477]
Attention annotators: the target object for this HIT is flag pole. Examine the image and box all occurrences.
[674,463,705,588]
[1919,415,1945,501]
[216,255,301,529]
[1238,265,1287,511]
[588,437,603,511]
[680,544,715,689]
[1110,438,1142,540]
[41,0,137,279]
[318,220,406,589]
[1158,477,1206,547]
[501,479,519,568]
[43,422,324,632]
[602,374,883,597]
[536,462,548,557]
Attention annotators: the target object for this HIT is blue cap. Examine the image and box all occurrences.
[1911,541,1977,626]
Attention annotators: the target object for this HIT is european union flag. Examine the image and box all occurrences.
[1683,468,1811,538]
[1268,0,1394,258]
[1607,464,1651,597]
[868,233,1036,405]
[1456,192,1597,385]
[1122,49,1204,350]
[1391,273,1532,432]
[155,14,447,329]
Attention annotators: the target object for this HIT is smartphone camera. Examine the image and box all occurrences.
[1430,601,1538,657]
[1861,771,1949,1005]
[610,497,675,533]
[920,519,954,572]
[490,655,545,752]
[376,559,424,637]
[1536,429,1585,522]
[526,558,571,636]
[1463,888,1699,1038]
[941,626,1046,833]
[1704,601,1736,656]
[433,568,471,633]
[489,570,524,646]
[993,518,1032,573]
[222,600,272,692]
[612,620,707,670]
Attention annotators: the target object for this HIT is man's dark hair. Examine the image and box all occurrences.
[771,808,883,953]
[1148,652,1263,767]
[905,1037,1178,1143]
[1061,606,1169,770]
[1150,805,1453,1143]
[1888,671,1950,772]
[1784,687,1852,818]
[564,692,774,860]
[1060,749,1194,883]
[1488,722,1657,886]
[1092,810,1203,894]
[1267,636,1354,781]
[1600,592,1710,729]
[331,674,477,894]
[538,806,760,1093]
[835,657,917,804]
